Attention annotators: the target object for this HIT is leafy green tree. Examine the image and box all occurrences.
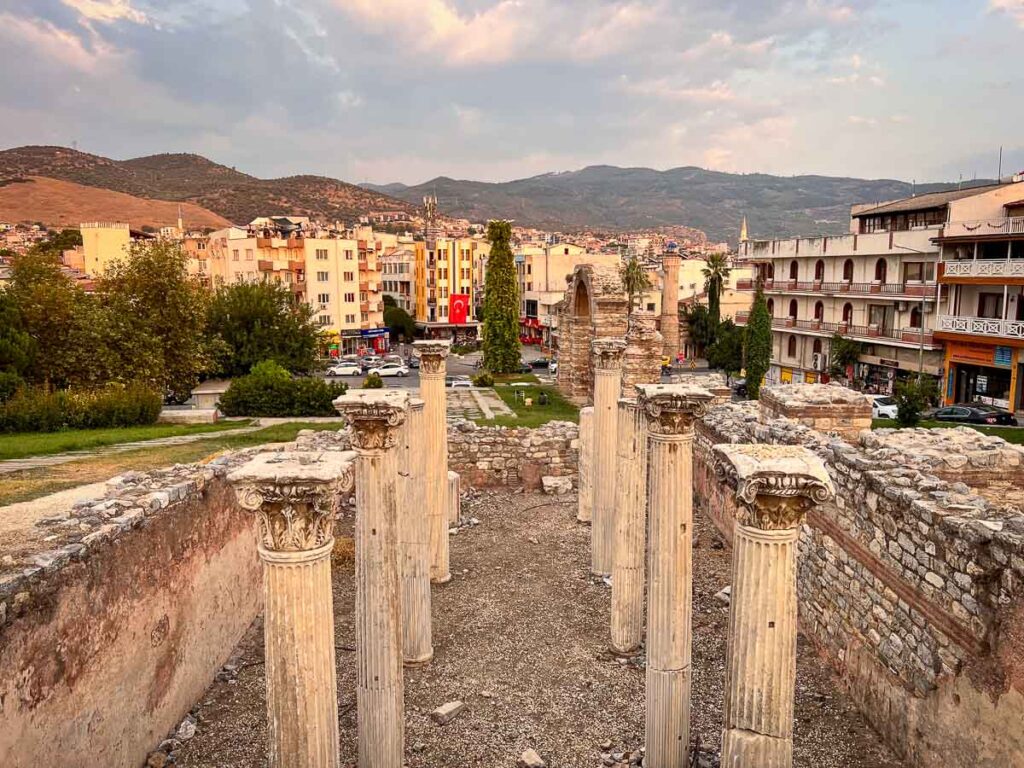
[620,255,651,316]
[706,319,744,374]
[827,333,862,380]
[0,291,34,378]
[100,239,211,402]
[207,281,322,378]
[384,304,416,342]
[744,285,772,400]
[894,378,930,427]
[481,220,521,373]
[701,253,731,328]
[681,304,716,356]
[40,228,83,254]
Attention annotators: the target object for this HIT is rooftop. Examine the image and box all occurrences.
[852,183,1004,218]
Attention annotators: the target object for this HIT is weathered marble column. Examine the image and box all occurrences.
[590,338,627,576]
[576,406,594,523]
[713,445,835,768]
[414,339,452,584]
[447,470,461,524]
[660,253,681,358]
[639,383,714,768]
[610,398,646,655]
[229,450,355,768]
[334,390,409,768]
[398,398,432,665]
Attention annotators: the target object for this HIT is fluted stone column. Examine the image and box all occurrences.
[590,338,626,576]
[576,406,594,524]
[398,399,432,665]
[661,253,681,358]
[713,445,835,768]
[414,339,452,584]
[229,450,355,768]
[639,383,714,768]
[610,398,646,655]
[447,470,461,524]
[334,390,409,768]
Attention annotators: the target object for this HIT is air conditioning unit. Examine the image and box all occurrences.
[895,301,908,312]
[811,352,827,371]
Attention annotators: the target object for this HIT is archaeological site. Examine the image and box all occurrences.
[1,268,1022,768]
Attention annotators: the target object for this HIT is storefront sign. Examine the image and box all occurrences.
[948,342,995,366]
[879,358,899,368]
[780,368,793,383]
[995,346,1013,368]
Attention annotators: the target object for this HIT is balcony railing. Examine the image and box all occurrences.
[737,278,936,298]
[734,311,934,345]
[941,259,1024,278]
[942,216,1024,239]
[937,314,1024,340]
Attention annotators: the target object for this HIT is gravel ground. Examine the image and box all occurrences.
[174,490,902,768]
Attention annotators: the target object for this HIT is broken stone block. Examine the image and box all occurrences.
[541,475,572,495]
[715,585,731,606]
[430,700,467,725]
[518,748,546,767]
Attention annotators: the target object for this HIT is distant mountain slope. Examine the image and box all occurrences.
[0,146,416,226]
[364,165,994,242]
[0,176,231,230]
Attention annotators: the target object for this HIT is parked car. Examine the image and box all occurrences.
[327,362,362,377]
[518,361,533,374]
[530,358,551,370]
[549,360,558,376]
[871,395,899,419]
[369,362,410,377]
[360,355,383,369]
[407,356,420,369]
[929,404,1018,426]
[446,375,473,388]
[732,378,747,398]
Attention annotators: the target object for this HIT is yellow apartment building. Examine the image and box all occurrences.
[79,222,131,276]
[415,236,489,340]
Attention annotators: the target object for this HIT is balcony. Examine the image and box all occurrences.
[941,217,1024,240]
[941,259,1024,279]
[937,314,1024,340]
[737,278,936,299]
[734,311,935,347]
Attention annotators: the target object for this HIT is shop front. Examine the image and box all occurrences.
[943,341,1020,410]
[519,316,544,345]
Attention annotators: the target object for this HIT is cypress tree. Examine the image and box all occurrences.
[744,284,772,400]
[481,220,521,373]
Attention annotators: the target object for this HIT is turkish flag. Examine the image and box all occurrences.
[449,293,469,324]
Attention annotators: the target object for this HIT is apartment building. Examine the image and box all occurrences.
[415,236,489,340]
[379,247,416,312]
[735,202,947,391]
[79,222,132,275]
[933,179,1024,411]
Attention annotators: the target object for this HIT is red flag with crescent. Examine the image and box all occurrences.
[449,293,469,324]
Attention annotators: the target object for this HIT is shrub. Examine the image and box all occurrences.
[0,372,23,404]
[362,373,384,389]
[894,378,929,427]
[218,360,347,417]
[472,372,494,387]
[0,383,162,433]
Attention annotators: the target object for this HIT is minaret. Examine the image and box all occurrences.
[177,204,184,238]
[739,216,749,243]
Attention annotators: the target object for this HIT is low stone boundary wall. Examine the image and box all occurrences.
[693,401,1024,767]
[0,455,263,768]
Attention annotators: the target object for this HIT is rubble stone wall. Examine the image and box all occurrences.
[693,401,1024,768]
[759,382,872,443]
[0,457,263,768]
[447,420,579,490]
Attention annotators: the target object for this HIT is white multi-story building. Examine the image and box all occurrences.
[379,247,416,312]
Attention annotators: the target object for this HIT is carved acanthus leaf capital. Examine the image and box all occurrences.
[591,338,627,371]
[712,444,835,530]
[637,383,714,435]
[334,390,409,451]
[413,340,451,374]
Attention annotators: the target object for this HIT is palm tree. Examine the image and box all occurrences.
[620,255,651,317]
[701,253,732,328]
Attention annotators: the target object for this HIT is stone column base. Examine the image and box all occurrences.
[720,728,792,767]
[645,667,690,768]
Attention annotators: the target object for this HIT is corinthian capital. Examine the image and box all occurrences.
[413,340,452,375]
[591,338,627,371]
[637,383,714,435]
[228,450,356,552]
[334,390,409,451]
[712,444,835,530]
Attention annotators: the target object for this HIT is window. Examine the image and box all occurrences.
[646,302,656,312]
[345,314,356,324]
[317,314,332,326]
[343,271,354,281]
[317,271,329,282]
[789,260,798,281]
[316,248,328,261]
[814,300,824,321]
[842,302,853,323]
[345,249,354,260]
[812,339,823,355]
[874,258,887,283]
[766,262,775,280]
[232,249,239,261]
[317,293,330,304]
[814,259,825,281]
[843,259,854,281]
[767,298,774,316]
[788,299,798,318]
[787,336,797,358]
[909,306,922,328]
[246,249,253,261]
[903,262,934,282]
[978,292,1003,319]
[359,291,368,301]
[361,312,369,321]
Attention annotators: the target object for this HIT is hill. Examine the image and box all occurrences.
[363,165,994,242]
[0,176,232,230]
[0,146,416,225]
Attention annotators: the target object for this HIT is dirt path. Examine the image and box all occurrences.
[175,492,901,768]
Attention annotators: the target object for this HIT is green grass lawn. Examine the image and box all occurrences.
[491,373,541,385]
[871,419,1024,444]
[0,420,254,461]
[486,383,579,428]
[0,421,340,507]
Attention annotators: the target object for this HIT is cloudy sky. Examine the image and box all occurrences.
[1,0,1021,185]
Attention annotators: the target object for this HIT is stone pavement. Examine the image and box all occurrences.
[446,388,515,422]
[0,425,262,476]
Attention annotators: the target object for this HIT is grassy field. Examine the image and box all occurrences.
[0,420,255,461]
[0,422,340,507]
[487,383,578,428]
[872,419,1024,444]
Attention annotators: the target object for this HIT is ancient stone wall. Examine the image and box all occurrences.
[759,382,872,443]
[0,455,264,768]
[447,420,578,490]
[693,401,1024,768]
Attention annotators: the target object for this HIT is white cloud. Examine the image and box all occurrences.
[847,115,878,127]
[61,0,148,25]
[989,0,1024,28]
[620,77,736,104]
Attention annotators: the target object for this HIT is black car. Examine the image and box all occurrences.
[407,356,420,369]
[530,359,551,370]
[519,361,533,374]
[930,404,1018,426]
